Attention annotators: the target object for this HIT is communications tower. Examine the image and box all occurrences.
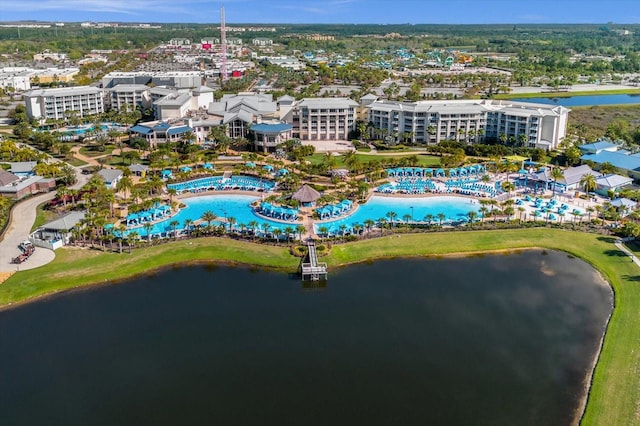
[220,5,228,82]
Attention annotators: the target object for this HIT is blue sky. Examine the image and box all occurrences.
[2,0,639,24]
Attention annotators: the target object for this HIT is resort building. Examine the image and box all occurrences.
[209,93,278,139]
[0,170,55,200]
[108,84,153,111]
[285,98,359,141]
[101,71,202,89]
[252,123,294,153]
[29,211,86,250]
[31,68,79,84]
[23,86,105,120]
[595,174,633,195]
[98,168,123,189]
[0,68,32,91]
[580,142,640,179]
[367,99,570,150]
[129,121,193,147]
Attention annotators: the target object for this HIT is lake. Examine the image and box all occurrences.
[0,250,612,425]
[511,93,640,107]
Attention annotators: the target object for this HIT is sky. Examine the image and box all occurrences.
[2,0,640,24]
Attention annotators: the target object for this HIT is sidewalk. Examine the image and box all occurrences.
[614,239,640,268]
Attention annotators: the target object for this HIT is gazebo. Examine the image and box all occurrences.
[292,184,321,206]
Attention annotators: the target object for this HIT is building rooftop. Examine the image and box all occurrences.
[252,123,293,133]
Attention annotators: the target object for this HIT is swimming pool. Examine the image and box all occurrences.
[167,176,275,193]
[124,194,299,238]
[314,196,480,235]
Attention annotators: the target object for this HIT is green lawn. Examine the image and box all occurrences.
[1,229,639,425]
[305,152,441,167]
[65,156,88,167]
[79,146,114,157]
[30,202,58,232]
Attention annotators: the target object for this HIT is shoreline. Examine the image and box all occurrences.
[0,242,614,426]
[0,229,637,425]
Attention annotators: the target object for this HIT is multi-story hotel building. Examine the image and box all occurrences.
[368,99,570,150]
[286,98,359,141]
[23,86,105,120]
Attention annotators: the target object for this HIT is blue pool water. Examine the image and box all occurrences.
[127,195,297,237]
[315,196,480,234]
[511,93,640,107]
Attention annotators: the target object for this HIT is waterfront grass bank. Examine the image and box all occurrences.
[0,228,638,425]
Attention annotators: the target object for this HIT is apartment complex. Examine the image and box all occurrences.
[368,99,570,150]
[23,86,105,120]
[286,98,359,141]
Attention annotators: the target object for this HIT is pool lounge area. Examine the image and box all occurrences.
[314,195,480,237]
[167,176,275,194]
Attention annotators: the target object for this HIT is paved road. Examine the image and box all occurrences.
[0,165,91,273]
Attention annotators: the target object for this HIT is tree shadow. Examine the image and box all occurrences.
[603,249,627,257]
[597,236,618,244]
[623,275,640,282]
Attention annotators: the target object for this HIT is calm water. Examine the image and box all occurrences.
[135,194,479,237]
[512,93,640,107]
[0,251,612,425]
[316,195,479,234]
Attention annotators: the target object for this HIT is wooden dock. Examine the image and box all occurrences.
[300,241,328,281]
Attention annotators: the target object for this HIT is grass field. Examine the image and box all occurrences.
[568,104,640,135]
[30,202,58,232]
[1,229,638,425]
[305,152,441,167]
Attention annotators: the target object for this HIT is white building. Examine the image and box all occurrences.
[252,38,273,46]
[23,86,105,120]
[0,68,31,91]
[109,84,152,111]
[285,98,359,141]
[368,99,570,150]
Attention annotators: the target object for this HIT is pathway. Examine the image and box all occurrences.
[0,166,91,280]
[614,239,640,268]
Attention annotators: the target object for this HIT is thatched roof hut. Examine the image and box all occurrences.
[291,184,321,204]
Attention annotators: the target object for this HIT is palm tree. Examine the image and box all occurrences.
[479,206,489,223]
[296,224,306,241]
[144,222,153,242]
[169,220,180,239]
[386,210,398,227]
[364,218,375,234]
[467,211,478,228]
[318,225,329,241]
[284,226,294,242]
[116,175,134,200]
[550,167,564,198]
[580,173,597,196]
[272,228,283,242]
[183,218,193,236]
[248,220,259,240]
[437,212,446,227]
[201,210,217,234]
[424,214,434,227]
[227,216,236,234]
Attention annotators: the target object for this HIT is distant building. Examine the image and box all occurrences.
[252,38,273,46]
[168,38,191,47]
[33,50,68,62]
[0,68,31,91]
[23,86,105,120]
